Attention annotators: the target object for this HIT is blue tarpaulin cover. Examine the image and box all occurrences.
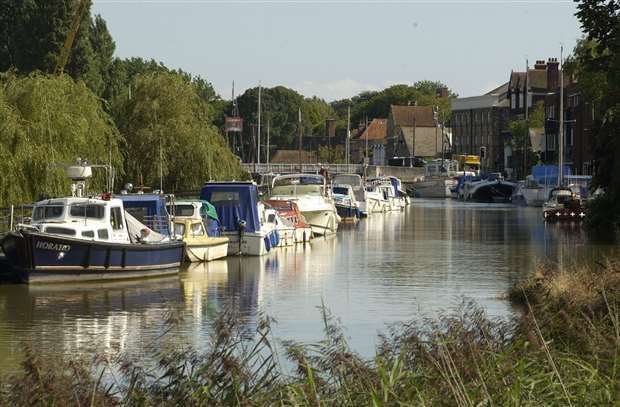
[531,165,572,186]
[116,194,170,234]
[200,183,261,234]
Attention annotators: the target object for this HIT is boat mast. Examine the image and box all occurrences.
[257,81,262,166]
[558,46,564,187]
[298,108,302,172]
[346,105,351,166]
[524,58,529,181]
[267,119,270,171]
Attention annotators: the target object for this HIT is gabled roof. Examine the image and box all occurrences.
[354,118,387,141]
[390,105,435,127]
[270,149,317,164]
[510,70,548,90]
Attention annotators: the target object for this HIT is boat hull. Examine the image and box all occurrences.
[303,210,339,236]
[0,230,184,283]
[335,203,359,222]
[468,181,516,203]
[185,239,229,262]
[223,231,279,256]
[412,179,454,198]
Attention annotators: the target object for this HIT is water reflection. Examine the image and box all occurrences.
[0,201,617,372]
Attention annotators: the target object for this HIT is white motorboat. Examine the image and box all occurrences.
[333,174,369,217]
[268,174,340,236]
[265,206,296,247]
[367,177,401,211]
[332,184,361,222]
[365,183,389,213]
[200,182,280,256]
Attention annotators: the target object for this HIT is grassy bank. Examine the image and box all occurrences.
[2,260,618,406]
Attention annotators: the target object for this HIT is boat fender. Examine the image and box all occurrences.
[264,235,271,252]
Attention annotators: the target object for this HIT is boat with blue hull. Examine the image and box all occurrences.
[1,228,184,283]
[0,163,185,283]
[332,184,360,222]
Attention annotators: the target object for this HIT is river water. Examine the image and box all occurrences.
[0,199,617,372]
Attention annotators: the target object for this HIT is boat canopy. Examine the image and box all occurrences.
[116,194,170,235]
[200,183,261,234]
[199,199,219,221]
[531,165,572,186]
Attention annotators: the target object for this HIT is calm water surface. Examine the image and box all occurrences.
[0,200,617,371]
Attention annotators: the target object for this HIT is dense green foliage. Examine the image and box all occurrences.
[574,0,620,232]
[331,81,453,128]
[235,86,335,162]
[1,259,618,405]
[0,0,115,96]
[114,72,245,192]
[0,73,122,206]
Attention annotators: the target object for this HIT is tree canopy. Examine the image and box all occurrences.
[0,73,122,206]
[114,72,246,193]
[574,0,620,232]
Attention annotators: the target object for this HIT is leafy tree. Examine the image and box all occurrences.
[0,1,116,97]
[574,0,620,232]
[114,72,245,192]
[0,73,123,205]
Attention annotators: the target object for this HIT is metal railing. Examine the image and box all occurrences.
[242,163,363,175]
[0,204,34,235]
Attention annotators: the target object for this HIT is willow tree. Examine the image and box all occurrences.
[114,72,245,193]
[0,73,123,206]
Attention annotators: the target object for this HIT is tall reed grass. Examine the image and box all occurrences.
[2,260,618,406]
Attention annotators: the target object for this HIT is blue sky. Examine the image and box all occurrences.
[93,0,583,101]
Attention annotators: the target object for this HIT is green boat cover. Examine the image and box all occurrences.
[200,199,219,221]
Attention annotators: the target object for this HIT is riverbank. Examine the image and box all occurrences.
[1,258,617,406]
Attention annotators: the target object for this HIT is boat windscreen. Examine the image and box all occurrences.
[333,187,349,196]
[33,205,64,221]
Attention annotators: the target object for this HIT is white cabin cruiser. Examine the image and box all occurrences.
[333,174,369,217]
[332,184,361,222]
[268,174,340,236]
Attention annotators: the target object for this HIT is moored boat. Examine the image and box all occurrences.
[333,174,370,217]
[264,199,312,244]
[542,187,586,222]
[0,196,185,283]
[462,173,517,203]
[200,182,279,256]
[332,184,360,222]
[172,217,228,262]
[411,159,458,199]
[268,174,340,236]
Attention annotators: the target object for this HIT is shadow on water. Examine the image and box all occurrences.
[0,199,617,373]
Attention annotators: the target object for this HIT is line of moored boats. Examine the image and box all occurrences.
[0,163,409,284]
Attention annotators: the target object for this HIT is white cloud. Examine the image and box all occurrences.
[290,78,381,101]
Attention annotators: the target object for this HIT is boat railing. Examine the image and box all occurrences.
[139,215,171,235]
[0,204,34,235]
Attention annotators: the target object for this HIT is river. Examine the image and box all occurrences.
[0,199,617,372]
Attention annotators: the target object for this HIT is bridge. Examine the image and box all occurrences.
[241,163,425,183]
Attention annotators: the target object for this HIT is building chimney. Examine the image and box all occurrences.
[436,87,449,98]
[534,60,546,70]
[547,57,559,91]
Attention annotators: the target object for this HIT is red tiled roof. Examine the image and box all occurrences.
[355,118,387,141]
[390,105,435,127]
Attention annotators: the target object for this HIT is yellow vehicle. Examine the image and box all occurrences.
[454,155,481,174]
[172,218,229,262]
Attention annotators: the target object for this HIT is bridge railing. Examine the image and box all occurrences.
[241,163,363,175]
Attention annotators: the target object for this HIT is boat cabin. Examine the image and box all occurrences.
[270,174,328,197]
[29,197,131,244]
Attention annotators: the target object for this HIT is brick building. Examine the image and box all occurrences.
[451,83,510,171]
